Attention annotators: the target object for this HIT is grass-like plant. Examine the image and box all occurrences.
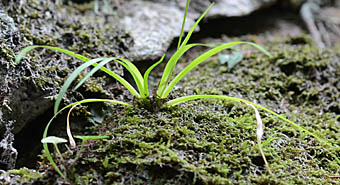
[16,0,336,180]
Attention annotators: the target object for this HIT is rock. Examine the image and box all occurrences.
[120,1,196,61]
[206,0,277,17]
[120,0,277,61]
[0,10,18,41]
[0,120,17,170]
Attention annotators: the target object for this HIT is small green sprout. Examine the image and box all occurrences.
[261,132,288,149]
[73,135,110,161]
[41,136,67,161]
[335,115,340,122]
[41,136,68,178]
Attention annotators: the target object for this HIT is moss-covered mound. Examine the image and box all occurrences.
[2,37,340,184]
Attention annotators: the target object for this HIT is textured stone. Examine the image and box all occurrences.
[121,1,196,61]
[121,0,277,61]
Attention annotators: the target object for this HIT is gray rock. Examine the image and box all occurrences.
[206,0,277,17]
[120,0,277,61]
[0,10,18,40]
[121,1,196,61]
[0,120,17,170]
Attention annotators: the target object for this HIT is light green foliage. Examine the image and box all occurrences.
[218,51,243,69]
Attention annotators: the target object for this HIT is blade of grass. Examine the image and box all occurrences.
[15,45,90,64]
[72,58,141,99]
[143,54,165,97]
[157,43,211,97]
[54,58,139,114]
[157,2,214,97]
[118,58,145,98]
[16,46,141,98]
[54,57,104,114]
[73,58,117,91]
[177,0,190,50]
[43,99,131,179]
[178,3,214,49]
[161,41,271,98]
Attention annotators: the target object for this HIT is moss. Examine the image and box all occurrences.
[0,0,132,136]
[0,0,130,99]
[3,33,340,184]
[1,167,44,184]
[33,37,339,184]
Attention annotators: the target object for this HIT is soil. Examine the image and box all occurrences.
[1,1,340,185]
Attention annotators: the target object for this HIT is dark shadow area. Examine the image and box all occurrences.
[169,5,303,48]
[14,108,55,168]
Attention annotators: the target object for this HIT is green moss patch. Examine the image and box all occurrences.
[3,37,340,184]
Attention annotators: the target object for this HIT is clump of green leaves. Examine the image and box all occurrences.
[16,0,336,180]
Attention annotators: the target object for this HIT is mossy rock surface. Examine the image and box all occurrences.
[0,0,132,171]
[3,37,339,184]
[0,0,130,134]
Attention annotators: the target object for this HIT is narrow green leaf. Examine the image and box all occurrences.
[16,46,141,98]
[56,57,142,113]
[118,58,145,97]
[161,42,243,98]
[74,135,110,141]
[15,45,90,65]
[143,55,165,97]
[54,58,105,114]
[161,42,271,98]
[177,0,190,50]
[246,42,272,57]
[157,43,210,97]
[73,58,114,91]
[72,57,141,99]
[157,2,215,97]
[178,2,214,49]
